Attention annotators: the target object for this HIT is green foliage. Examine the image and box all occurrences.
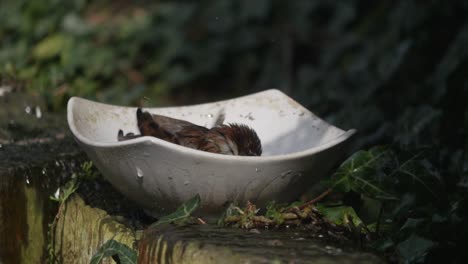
[324,146,465,263]
[219,200,352,244]
[47,161,98,263]
[330,147,445,204]
[330,147,398,201]
[315,204,363,227]
[49,161,98,203]
[49,175,79,203]
[90,239,137,264]
[265,201,286,225]
[150,194,201,227]
[220,202,265,229]
[396,235,437,264]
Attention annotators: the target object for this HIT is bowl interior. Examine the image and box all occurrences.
[69,89,347,156]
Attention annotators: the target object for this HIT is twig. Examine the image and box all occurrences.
[299,188,333,210]
[197,217,207,225]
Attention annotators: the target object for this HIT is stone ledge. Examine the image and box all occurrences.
[138,225,385,264]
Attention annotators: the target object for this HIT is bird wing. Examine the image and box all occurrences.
[150,114,201,135]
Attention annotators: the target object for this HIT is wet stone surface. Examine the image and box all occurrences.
[139,225,385,264]
[0,91,148,264]
[0,91,84,263]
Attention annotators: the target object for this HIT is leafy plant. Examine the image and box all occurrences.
[90,239,137,264]
[321,146,461,263]
[329,147,399,201]
[47,161,98,263]
[150,194,201,227]
[315,204,363,227]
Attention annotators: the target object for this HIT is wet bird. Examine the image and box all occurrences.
[118,108,262,156]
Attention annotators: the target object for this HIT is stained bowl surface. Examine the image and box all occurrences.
[67,89,355,215]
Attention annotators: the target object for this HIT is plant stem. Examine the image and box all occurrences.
[299,188,333,209]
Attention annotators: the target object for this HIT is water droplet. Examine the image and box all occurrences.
[318,234,324,238]
[35,106,42,119]
[25,176,30,185]
[25,106,31,114]
[184,180,190,185]
[55,161,61,167]
[136,167,144,178]
[42,168,47,175]
[207,113,213,118]
[54,188,60,199]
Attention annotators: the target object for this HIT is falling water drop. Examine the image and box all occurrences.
[136,167,144,178]
[25,176,30,185]
[35,106,42,119]
[54,188,60,199]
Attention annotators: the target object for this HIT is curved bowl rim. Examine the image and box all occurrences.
[67,90,356,163]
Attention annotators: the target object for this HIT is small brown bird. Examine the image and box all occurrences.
[118,108,262,156]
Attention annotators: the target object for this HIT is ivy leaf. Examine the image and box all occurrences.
[49,176,79,203]
[396,235,437,263]
[316,204,363,227]
[392,156,443,200]
[90,239,137,264]
[150,194,201,227]
[330,147,398,201]
[33,34,70,60]
[400,218,426,233]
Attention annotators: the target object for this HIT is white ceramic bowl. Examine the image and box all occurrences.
[67,89,355,215]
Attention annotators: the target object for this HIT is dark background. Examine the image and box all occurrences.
[1,0,467,152]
